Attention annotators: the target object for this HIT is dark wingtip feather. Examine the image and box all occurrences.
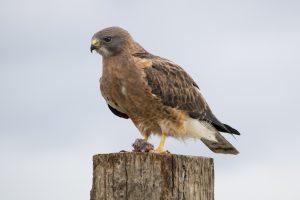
[223,124,240,135]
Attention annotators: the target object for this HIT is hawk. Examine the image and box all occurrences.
[90,27,240,154]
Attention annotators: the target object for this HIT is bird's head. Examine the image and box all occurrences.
[90,26,131,57]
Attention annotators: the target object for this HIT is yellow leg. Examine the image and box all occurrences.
[151,133,166,153]
[144,135,149,142]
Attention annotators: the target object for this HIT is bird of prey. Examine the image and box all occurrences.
[90,27,240,154]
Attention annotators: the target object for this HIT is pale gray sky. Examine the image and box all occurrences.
[1,1,300,199]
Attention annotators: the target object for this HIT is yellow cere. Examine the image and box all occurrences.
[91,38,100,46]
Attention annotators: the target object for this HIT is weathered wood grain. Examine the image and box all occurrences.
[90,153,214,200]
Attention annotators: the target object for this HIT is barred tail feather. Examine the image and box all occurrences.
[201,132,239,155]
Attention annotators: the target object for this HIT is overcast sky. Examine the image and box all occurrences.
[1,0,300,199]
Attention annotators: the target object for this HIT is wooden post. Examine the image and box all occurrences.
[90,153,214,200]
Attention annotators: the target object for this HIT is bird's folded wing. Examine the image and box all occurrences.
[134,52,235,134]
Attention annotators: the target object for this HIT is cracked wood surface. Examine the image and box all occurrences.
[90,153,214,200]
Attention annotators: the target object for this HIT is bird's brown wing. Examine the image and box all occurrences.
[134,52,239,135]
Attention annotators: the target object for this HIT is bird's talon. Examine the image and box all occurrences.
[150,148,167,154]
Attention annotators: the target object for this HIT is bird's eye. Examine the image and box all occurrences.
[103,36,112,43]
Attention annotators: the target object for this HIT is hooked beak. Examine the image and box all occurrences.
[90,45,96,53]
[90,38,101,53]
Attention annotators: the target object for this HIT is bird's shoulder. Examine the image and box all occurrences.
[132,51,196,83]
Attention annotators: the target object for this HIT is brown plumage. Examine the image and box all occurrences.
[91,26,240,154]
